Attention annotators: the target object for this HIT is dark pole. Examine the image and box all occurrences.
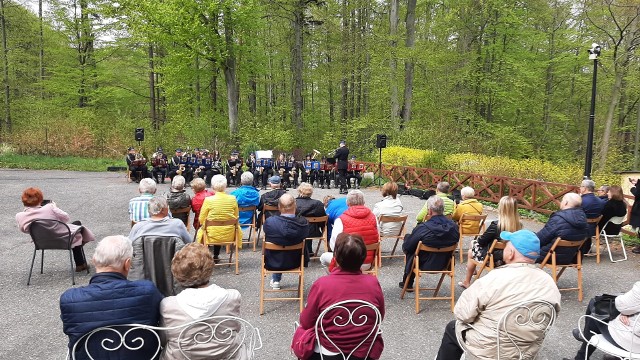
[378,146,383,188]
[584,44,600,179]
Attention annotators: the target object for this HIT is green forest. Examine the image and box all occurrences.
[0,0,639,180]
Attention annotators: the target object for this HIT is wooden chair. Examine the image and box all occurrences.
[473,239,507,281]
[400,243,458,314]
[599,216,627,263]
[457,213,487,263]
[586,215,602,263]
[171,206,192,231]
[256,204,279,246]
[239,206,258,251]
[362,242,380,277]
[539,237,586,301]
[259,241,305,315]
[377,214,408,267]
[304,215,328,258]
[201,218,240,275]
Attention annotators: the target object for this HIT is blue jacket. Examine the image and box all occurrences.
[263,215,310,270]
[326,197,348,239]
[402,215,459,271]
[231,185,261,225]
[60,272,163,349]
[582,193,606,235]
[536,207,589,264]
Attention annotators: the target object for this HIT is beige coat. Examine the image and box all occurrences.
[609,281,640,353]
[159,285,248,360]
[455,263,561,360]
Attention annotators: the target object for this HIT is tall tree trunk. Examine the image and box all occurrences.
[340,0,349,123]
[39,0,44,99]
[0,0,10,133]
[210,65,218,113]
[400,0,416,129]
[148,45,157,129]
[291,0,304,129]
[248,74,256,116]
[389,0,399,122]
[194,55,201,118]
[327,54,334,123]
[223,8,239,141]
[634,100,640,170]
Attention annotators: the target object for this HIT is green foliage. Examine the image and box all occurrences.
[0,154,119,171]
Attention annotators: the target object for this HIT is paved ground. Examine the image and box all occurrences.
[0,169,637,359]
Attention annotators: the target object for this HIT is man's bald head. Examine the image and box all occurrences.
[561,193,582,209]
[278,193,296,214]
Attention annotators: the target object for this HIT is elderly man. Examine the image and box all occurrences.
[536,192,589,263]
[231,172,261,229]
[320,190,378,271]
[129,196,192,244]
[400,195,459,291]
[129,178,157,223]
[435,229,561,360]
[416,181,455,222]
[60,236,163,352]
[257,175,287,227]
[580,179,606,253]
[263,194,310,289]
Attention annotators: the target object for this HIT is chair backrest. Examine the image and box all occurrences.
[586,215,603,224]
[263,241,305,252]
[415,243,458,255]
[601,216,626,235]
[314,299,383,360]
[459,213,487,235]
[378,214,408,237]
[71,324,162,360]
[129,235,185,296]
[171,206,191,215]
[239,206,257,224]
[305,215,329,225]
[28,219,74,250]
[496,300,558,359]
[203,218,239,244]
[539,238,586,267]
[415,243,458,272]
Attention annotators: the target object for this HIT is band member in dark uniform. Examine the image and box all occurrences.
[318,156,331,189]
[276,153,289,189]
[334,140,349,194]
[193,150,213,186]
[246,153,260,187]
[168,148,186,181]
[288,155,301,188]
[347,155,362,189]
[301,153,317,186]
[151,147,168,184]
[211,150,223,176]
[259,154,275,190]
[125,147,149,183]
[226,151,242,187]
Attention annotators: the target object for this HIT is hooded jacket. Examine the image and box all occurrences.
[295,196,327,237]
[536,207,589,264]
[402,215,459,271]
[231,186,261,225]
[263,215,310,270]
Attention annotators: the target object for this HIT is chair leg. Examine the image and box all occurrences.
[390,238,400,257]
[450,273,455,312]
[69,249,75,286]
[259,270,265,315]
[434,274,446,297]
[415,271,420,314]
[234,245,239,275]
[27,249,37,285]
[40,250,44,274]
[299,271,304,313]
[314,239,322,257]
[596,235,601,264]
[400,258,415,300]
[459,237,464,264]
[577,266,583,301]
[82,248,89,274]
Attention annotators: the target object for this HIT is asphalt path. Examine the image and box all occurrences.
[0,169,637,359]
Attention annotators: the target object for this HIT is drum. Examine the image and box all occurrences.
[259,159,273,168]
[311,161,321,170]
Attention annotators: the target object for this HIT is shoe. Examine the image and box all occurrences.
[632,246,640,254]
[213,256,220,264]
[399,281,414,292]
[457,281,469,289]
[270,280,281,290]
[572,328,583,342]
[75,264,88,272]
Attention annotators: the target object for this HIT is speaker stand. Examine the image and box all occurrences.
[374,147,383,188]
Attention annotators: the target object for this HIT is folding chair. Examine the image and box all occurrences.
[599,216,627,262]
[27,219,89,286]
[474,239,507,280]
[400,243,457,314]
[259,241,305,315]
[586,215,602,263]
[362,242,380,277]
[304,215,328,258]
[576,314,640,360]
[539,237,586,301]
[201,218,240,275]
[171,206,192,231]
[377,214,408,267]
[457,213,487,263]
[239,206,258,251]
[256,204,279,246]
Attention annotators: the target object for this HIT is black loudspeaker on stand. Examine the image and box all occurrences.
[376,134,387,149]
[135,128,145,142]
[374,134,387,187]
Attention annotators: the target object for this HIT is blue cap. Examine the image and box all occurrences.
[500,230,540,260]
[268,175,281,184]
[175,148,183,153]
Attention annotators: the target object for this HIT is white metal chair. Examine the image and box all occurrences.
[599,216,628,263]
[69,316,263,360]
[458,300,558,359]
[314,299,383,360]
[576,314,640,360]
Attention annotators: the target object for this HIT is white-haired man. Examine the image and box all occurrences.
[536,192,589,263]
[129,178,157,223]
[579,179,606,253]
[60,236,163,353]
[416,181,455,222]
[129,196,192,244]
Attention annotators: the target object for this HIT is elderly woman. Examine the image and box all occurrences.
[598,185,627,235]
[231,172,260,228]
[295,182,327,254]
[197,175,242,261]
[293,233,385,360]
[372,182,403,236]
[166,175,192,227]
[452,186,483,234]
[160,243,245,360]
[190,178,214,230]
[16,187,96,271]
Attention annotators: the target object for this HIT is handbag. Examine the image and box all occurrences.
[591,294,620,322]
[291,326,316,360]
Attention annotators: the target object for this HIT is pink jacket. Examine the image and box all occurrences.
[15,204,95,248]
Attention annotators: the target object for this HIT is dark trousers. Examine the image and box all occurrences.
[70,221,86,266]
[574,298,620,359]
[435,320,464,360]
[211,245,222,258]
[152,167,167,183]
[338,169,348,190]
[402,253,416,287]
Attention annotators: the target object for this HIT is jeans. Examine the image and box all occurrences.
[574,298,620,359]
[435,320,464,360]
[271,273,282,282]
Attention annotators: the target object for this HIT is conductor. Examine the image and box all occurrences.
[334,140,350,194]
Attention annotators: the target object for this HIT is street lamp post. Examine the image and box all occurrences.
[584,43,601,179]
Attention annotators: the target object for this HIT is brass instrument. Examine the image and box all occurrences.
[177,164,185,176]
[312,149,321,160]
[132,153,147,167]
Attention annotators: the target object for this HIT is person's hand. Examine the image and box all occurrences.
[630,178,637,185]
[50,201,57,208]
[619,314,631,326]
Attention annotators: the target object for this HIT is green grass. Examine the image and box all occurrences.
[0,154,123,172]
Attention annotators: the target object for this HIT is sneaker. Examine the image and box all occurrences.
[270,280,281,290]
[572,328,583,342]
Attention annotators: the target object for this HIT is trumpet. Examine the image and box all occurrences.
[177,164,185,175]
[312,149,321,160]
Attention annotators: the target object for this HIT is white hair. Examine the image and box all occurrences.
[460,186,475,199]
[427,195,444,215]
[581,179,595,192]
[138,178,157,194]
[149,195,168,216]
[172,175,186,190]
[346,190,365,206]
[211,174,227,192]
[436,182,450,193]
[92,236,133,268]
[240,171,254,186]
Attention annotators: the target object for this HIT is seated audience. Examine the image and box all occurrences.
[190,178,214,230]
[295,182,326,255]
[231,171,261,229]
[435,230,561,360]
[580,179,606,252]
[400,195,459,291]
[16,187,95,272]
[160,243,244,360]
[320,190,378,271]
[293,233,385,360]
[129,178,157,223]
[536,193,589,262]
[264,194,310,289]
[597,184,610,200]
[564,281,640,360]
[416,181,455,222]
[598,185,627,235]
[197,174,242,261]
[452,186,483,234]
[324,195,348,240]
[257,175,287,227]
[372,182,404,236]
[630,178,640,254]
[60,236,163,351]
[165,175,191,227]
[129,196,192,244]
[459,196,522,289]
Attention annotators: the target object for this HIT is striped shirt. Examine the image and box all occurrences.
[129,193,154,222]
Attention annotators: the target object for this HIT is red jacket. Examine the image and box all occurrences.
[340,205,379,264]
[298,269,385,359]
[191,190,214,229]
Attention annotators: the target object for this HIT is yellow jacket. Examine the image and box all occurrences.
[452,199,483,234]
[197,192,242,247]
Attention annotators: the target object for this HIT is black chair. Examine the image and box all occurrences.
[129,235,186,296]
[27,219,89,286]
